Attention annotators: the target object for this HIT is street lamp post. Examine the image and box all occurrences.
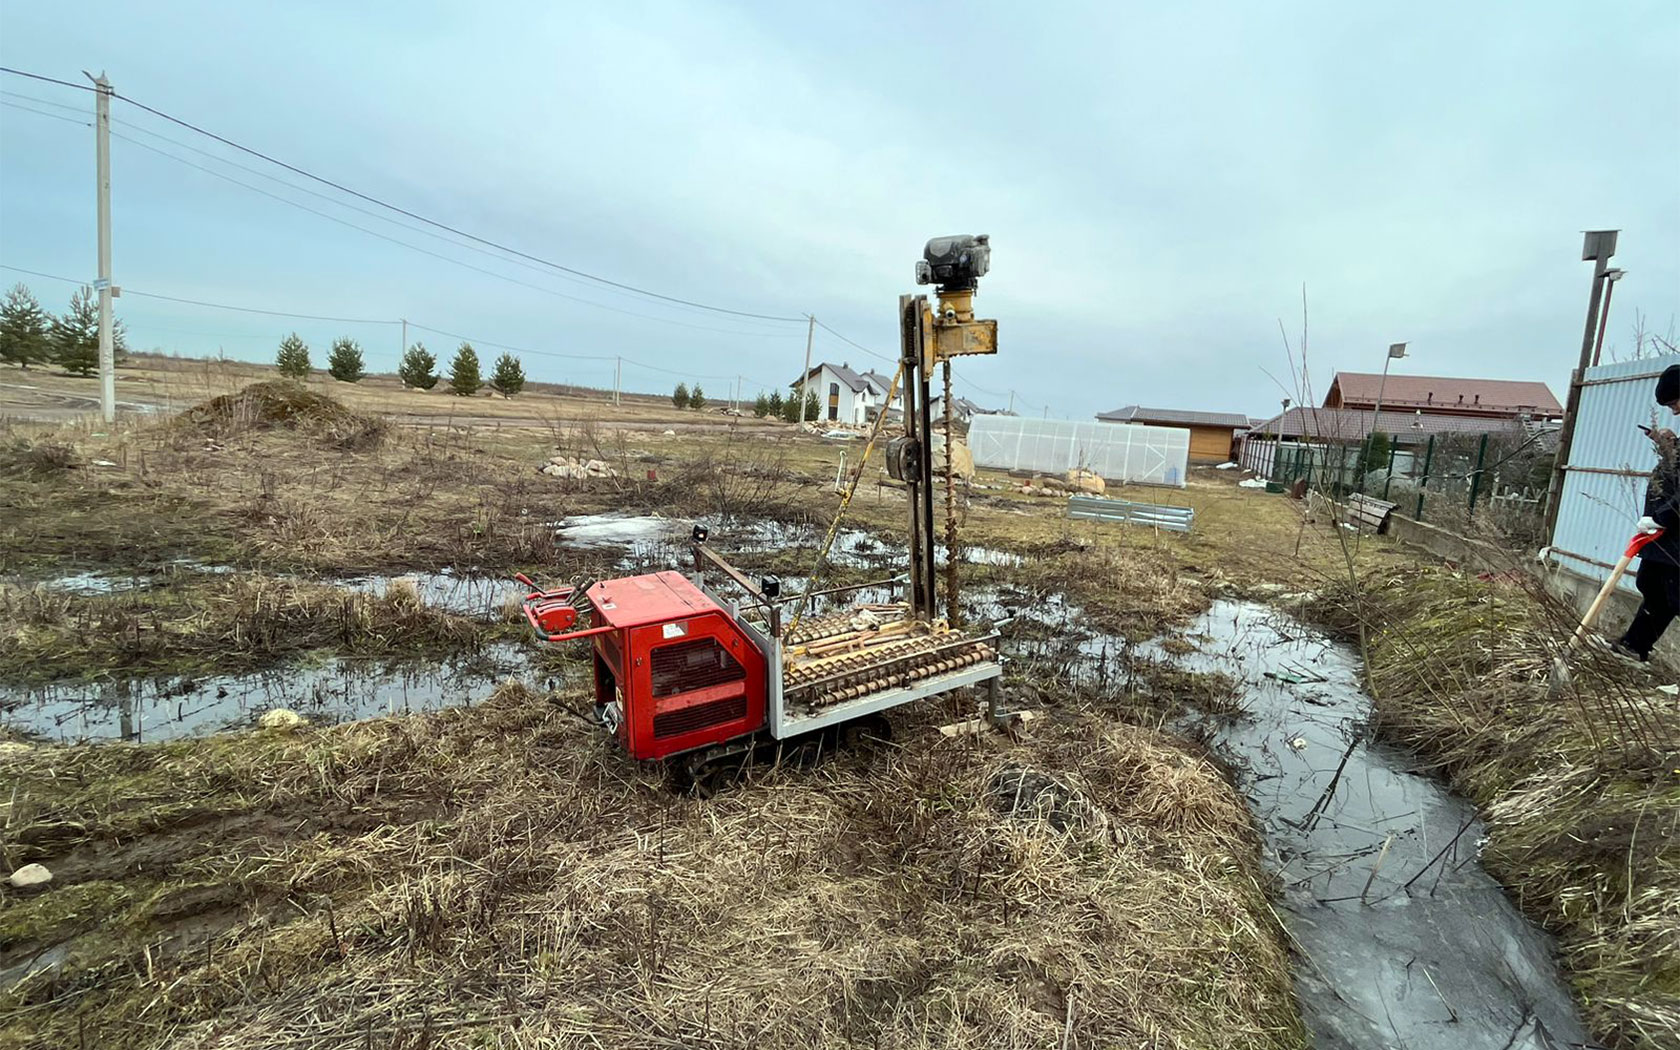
[1591,268,1626,367]
[1361,342,1408,492]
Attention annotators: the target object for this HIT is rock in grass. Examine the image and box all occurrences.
[258,708,306,731]
[9,863,52,889]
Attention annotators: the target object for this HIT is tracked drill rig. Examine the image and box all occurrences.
[519,236,1004,788]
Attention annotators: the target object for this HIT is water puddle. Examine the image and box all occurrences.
[338,571,519,621]
[551,514,1021,574]
[1145,601,1588,1050]
[1,645,530,745]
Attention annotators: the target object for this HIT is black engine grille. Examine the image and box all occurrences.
[653,695,748,739]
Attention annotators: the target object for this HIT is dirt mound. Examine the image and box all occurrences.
[178,381,385,447]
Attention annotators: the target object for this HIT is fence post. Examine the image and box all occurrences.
[1415,434,1435,519]
[1383,436,1397,501]
[1467,433,1489,513]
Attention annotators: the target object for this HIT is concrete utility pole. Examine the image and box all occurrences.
[88,71,115,424]
[799,315,815,425]
[1545,230,1619,541]
[614,356,621,406]
[401,318,408,361]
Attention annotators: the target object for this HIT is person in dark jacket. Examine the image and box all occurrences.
[1615,364,1680,661]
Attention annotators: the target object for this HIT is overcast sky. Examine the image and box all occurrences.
[1,2,1676,419]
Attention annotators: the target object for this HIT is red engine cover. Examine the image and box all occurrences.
[586,572,766,761]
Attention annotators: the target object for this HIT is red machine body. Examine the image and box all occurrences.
[524,571,767,761]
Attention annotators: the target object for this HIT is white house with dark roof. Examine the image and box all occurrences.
[793,362,898,424]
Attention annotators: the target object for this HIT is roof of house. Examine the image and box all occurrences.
[931,395,985,416]
[1248,406,1536,442]
[795,361,870,394]
[1327,372,1562,415]
[861,370,895,397]
[1096,405,1251,428]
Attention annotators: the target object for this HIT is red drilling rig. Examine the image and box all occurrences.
[520,237,1006,788]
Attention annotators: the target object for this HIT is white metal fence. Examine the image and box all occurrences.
[968,416,1190,487]
[1547,354,1680,594]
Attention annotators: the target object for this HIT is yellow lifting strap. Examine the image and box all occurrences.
[786,362,905,637]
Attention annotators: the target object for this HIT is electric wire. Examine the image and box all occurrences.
[109,130,797,340]
[0,67,94,93]
[98,83,807,323]
[103,113,794,331]
[0,99,89,127]
[0,263,783,389]
[1,67,1019,411]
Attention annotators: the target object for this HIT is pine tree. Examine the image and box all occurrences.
[803,391,819,422]
[52,286,102,377]
[690,385,706,410]
[489,352,526,397]
[672,383,689,409]
[781,389,803,423]
[448,342,482,397]
[753,392,771,418]
[767,390,784,418]
[275,332,312,379]
[0,284,51,370]
[327,337,364,383]
[398,343,439,390]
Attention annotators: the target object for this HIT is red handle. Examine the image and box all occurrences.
[1627,529,1665,558]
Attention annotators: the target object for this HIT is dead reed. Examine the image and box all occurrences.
[1,681,1303,1050]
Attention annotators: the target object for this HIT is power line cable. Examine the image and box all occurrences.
[0,263,779,388]
[0,67,94,93]
[0,99,89,127]
[85,79,807,324]
[109,129,796,340]
[0,264,399,324]
[404,322,614,362]
[1,89,91,115]
[104,113,792,330]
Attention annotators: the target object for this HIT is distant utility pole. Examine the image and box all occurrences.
[1007,390,1015,414]
[614,356,621,406]
[88,71,115,424]
[799,315,815,425]
[1545,230,1619,541]
[400,318,408,360]
[734,375,742,413]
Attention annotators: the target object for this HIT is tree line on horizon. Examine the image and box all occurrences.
[292,335,525,399]
[0,282,129,377]
[277,335,526,397]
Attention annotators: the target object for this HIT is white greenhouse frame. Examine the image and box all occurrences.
[968,417,1190,487]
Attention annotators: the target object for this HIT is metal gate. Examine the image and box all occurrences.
[1548,355,1680,593]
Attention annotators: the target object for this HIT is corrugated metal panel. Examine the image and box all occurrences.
[1549,354,1680,594]
[968,416,1189,487]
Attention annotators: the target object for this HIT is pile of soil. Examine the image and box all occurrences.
[176,381,385,448]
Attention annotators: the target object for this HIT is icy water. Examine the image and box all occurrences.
[1146,601,1590,1050]
[3,646,529,744]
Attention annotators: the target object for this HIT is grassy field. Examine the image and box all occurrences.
[0,363,1330,1049]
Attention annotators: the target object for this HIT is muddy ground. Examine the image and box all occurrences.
[2,368,1667,1048]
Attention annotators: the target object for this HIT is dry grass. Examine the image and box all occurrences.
[0,683,1302,1050]
[0,574,503,684]
[1307,567,1680,1050]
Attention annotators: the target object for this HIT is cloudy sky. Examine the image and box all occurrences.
[1,2,1676,419]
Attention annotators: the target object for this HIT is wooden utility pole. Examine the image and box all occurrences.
[1545,230,1619,541]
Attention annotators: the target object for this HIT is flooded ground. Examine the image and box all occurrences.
[0,512,1595,1046]
[1141,601,1589,1050]
[3,645,529,744]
